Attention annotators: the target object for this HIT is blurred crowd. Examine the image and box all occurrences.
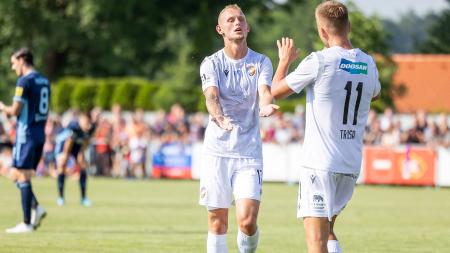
[364,108,450,148]
[0,104,449,178]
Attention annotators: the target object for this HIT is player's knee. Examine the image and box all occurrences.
[306,231,328,249]
[238,216,257,235]
[16,170,32,182]
[209,217,228,234]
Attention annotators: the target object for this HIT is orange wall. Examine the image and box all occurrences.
[392,55,450,113]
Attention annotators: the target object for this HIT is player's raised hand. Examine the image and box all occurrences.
[0,101,4,111]
[277,37,299,64]
[213,115,233,131]
[260,104,280,117]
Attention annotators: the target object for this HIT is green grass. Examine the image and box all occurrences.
[1,177,450,253]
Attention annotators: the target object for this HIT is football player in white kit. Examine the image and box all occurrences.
[199,4,279,253]
[271,1,381,253]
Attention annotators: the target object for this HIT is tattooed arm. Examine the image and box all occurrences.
[203,86,233,131]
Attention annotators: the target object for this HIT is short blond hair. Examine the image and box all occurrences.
[315,1,349,35]
[218,4,243,22]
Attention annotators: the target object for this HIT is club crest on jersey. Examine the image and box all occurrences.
[246,64,256,76]
[339,58,368,75]
[224,69,229,77]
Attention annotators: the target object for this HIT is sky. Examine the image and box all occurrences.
[344,0,448,20]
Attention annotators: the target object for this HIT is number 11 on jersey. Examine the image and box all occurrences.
[343,81,363,125]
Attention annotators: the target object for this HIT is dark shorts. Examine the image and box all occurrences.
[12,140,44,170]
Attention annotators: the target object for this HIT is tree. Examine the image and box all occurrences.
[383,11,435,53]
[420,0,450,53]
[0,0,279,103]
[247,0,397,111]
[0,0,400,112]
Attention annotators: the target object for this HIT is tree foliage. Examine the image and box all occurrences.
[0,0,405,112]
[420,0,450,53]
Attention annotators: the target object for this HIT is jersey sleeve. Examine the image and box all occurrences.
[258,56,273,87]
[13,77,28,103]
[200,58,218,92]
[372,60,381,98]
[285,53,319,93]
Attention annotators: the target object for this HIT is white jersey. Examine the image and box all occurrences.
[200,48,273,159]
[286,46,381,174]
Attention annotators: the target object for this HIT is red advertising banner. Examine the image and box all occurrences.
[364,146,436,186]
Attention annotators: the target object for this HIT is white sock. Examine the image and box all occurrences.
[237,228,259,253]
[207,232,228,253]
[327,240,342,253]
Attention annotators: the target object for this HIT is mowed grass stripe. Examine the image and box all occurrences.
[1,178,449,252]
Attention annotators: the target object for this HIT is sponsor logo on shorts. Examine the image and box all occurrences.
[339,58,368,75]
[311,194,325,210]
[200,187,207,199]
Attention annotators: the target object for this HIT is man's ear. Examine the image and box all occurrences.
[319,27,327,39]
[216,25,224,36]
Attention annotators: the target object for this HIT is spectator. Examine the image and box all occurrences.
[94,118,113,176]
[365,120,383,145]
[126,109,149,178]
[381,120,401,147]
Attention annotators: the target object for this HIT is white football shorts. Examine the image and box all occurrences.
[297,167,358,221]
[199,154,263,208]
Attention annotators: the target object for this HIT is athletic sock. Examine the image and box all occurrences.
[57,173,65,198]
[207,232,228,253]
[31,191,39,209]
[17,181,33,225]
[79,170,87,199]
[327,240,342,253]
[237,228,259,253]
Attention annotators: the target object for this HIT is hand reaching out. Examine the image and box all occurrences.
[213,115,233,131]
[277,37,299,64]
[260,104,280,117]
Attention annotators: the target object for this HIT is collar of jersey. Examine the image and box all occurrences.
[222,48,250,64]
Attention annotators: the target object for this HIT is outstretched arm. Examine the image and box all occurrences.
[258,84,279,117]
[204,86,233,131]
[272,37,299,99]
[0,101,22,117]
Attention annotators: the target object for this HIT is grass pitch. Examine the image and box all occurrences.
[1,177,449,253]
